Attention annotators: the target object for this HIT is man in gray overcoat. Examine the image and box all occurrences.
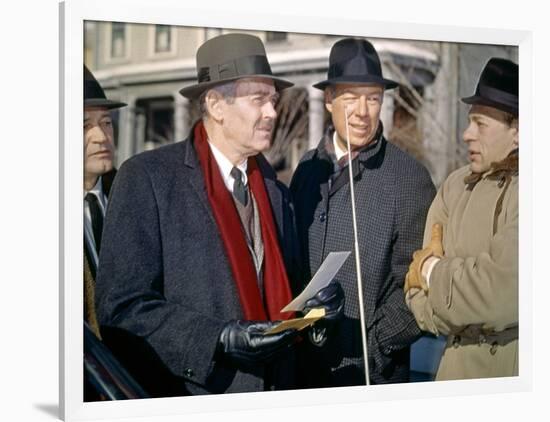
[291,38,436,386]
[95,33,341,397]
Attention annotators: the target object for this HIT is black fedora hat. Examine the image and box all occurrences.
[84,65,127,109]
[179,33,294,99]
[313,38,398,91]
[461,57,518,116]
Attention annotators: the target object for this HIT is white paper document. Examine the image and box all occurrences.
[281,251,351,312]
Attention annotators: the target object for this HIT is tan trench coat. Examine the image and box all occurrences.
[407,160,518,380]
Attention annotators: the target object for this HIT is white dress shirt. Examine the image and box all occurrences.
[208,141,248,192]
[84,177,107,267]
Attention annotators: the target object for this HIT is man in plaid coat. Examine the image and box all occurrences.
[290,38,435,386]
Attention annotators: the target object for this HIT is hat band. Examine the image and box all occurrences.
[478,85,518,110]
[328,55,381,80]
[198,55,273,84]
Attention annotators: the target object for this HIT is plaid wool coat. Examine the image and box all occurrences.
[290,130,436,385]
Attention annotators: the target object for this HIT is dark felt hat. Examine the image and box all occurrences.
[313,38,398,91]
[84,65,127,109]
[461,57,518,116]
[179,33,294,99]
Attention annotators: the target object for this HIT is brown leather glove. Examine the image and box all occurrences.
[404,223,444,293]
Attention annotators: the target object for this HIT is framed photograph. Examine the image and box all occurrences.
[61,0,532,420]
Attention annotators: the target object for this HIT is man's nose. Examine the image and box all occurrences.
[89,125,109,144]
[356,96,368,117]
[263,101,277,120]
[463,123,476,143]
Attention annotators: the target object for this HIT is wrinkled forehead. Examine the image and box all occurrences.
[234,77,277,96]
[84,106,111,120]
[332,83,384,96]
[468,104,512,124]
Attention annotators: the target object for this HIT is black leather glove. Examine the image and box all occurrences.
[303,282,345,321]
[303,282,345,347]
[217,320,298,366]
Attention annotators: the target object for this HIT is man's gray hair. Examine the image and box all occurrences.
[199,81,238,119]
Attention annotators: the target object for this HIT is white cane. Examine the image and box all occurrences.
[344,105,370,386]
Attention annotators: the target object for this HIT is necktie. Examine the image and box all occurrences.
[230,167,248,207]
[85,193,104,254]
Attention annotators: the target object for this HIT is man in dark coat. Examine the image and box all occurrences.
[83,65,126,339]
[83,65,127,401]
[291,38,436,386]
[96,33,339,397]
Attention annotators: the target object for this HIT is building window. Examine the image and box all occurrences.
[266,31,287,42]
[154,25,172,53]
[135,97,175,152]
[110,22,126,58]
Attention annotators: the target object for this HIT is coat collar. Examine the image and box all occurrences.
[100,168,117,197]
[317,123,385,168]
[464,148,519,186]
[315,124,386,196]
[181,121,283,232]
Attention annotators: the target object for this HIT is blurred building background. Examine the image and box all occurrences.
[85,21,517,187]
[84,21,518,381]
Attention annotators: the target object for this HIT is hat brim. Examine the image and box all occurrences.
[179,74,294,99]
[84,98,127,110]
[461,95,518,116]
[313,75,399,91]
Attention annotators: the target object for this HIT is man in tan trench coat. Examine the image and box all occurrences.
[405,57,519,380]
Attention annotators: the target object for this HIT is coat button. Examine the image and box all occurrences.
[490,342,498,355]
[319,212,327,223]
[184,368,194,378]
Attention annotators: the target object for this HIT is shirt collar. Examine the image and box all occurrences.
[84,176,104,199]
[332,131,347,161]
[208,141,248,192]
[84,176,107,211]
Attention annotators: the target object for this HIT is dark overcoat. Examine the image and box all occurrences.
[290,131,435,386]
[95,132,301,397]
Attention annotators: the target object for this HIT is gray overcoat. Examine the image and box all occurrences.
[290,130,435,385]
[96,131,301,397]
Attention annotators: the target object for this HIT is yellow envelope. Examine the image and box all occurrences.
[264,308,326,335]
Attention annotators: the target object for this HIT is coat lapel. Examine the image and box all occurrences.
[181,136,217,226]
[101,168,117,198]
[256,154,283,233]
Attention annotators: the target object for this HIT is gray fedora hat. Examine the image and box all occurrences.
[84,65,127,109]
[179,33,294,99]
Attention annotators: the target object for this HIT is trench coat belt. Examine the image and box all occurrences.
[450,326,518,349]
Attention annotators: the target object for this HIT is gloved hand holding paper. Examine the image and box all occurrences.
[283,251,350,312]
[263,251,350,335]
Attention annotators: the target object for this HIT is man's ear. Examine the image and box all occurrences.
[324,89,333,114]
[512,119,519,148]
[204,90,224,122]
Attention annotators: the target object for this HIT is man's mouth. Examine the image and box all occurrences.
[350,124,369,133]
[92,150,112,157]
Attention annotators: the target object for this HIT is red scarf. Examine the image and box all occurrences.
[193,121,294,321]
